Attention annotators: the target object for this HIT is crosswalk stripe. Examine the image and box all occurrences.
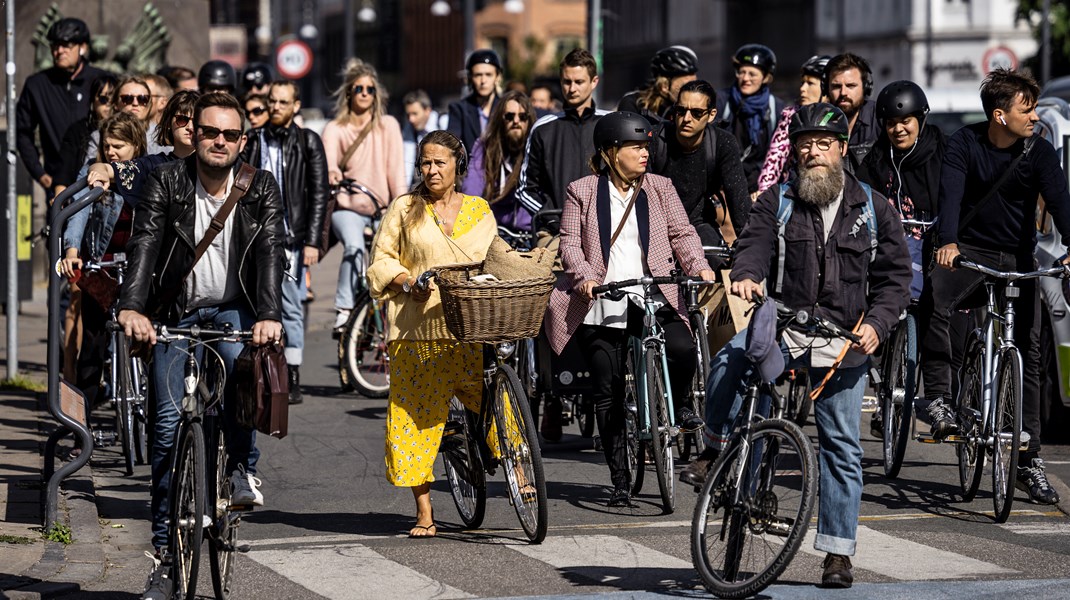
[999,522,1070,535]
[245,543,474,599]
[800,525,1016,580]
[501,534,693,588]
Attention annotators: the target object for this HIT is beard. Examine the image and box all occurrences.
[505,127,526,153]
[796,160,845,208]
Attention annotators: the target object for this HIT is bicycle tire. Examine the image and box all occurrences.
[171,421,205,600]
[682,312,711,462]
[115,333,136,476]
[131,356,150,466]
[992,347,1022,523]
[576,399,595,438]
[207,415,237,600]
[646,348,675,514]
[442,398,487,529]
[882,314,916,479]
[624,346,645,495]
[691,419,817,599]
[957,339,985,501]
[493,364,548,543]
[787,370,813,426]
[341,293,391,398]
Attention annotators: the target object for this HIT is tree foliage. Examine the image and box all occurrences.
[1017,0,1070,82]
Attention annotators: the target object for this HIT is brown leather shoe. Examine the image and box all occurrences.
[679,447,720,488]
[821,553,853,588]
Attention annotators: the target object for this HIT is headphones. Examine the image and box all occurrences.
[1000,115,1008,126]
[822,54,874,99]
[414,133,468,182]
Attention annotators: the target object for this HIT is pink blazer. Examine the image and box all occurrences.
[545,173,712,355]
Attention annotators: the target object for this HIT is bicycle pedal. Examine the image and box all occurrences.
[201,515,213,529]
[227,502,254,512]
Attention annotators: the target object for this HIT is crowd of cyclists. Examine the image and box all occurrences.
[19,14,1070,599]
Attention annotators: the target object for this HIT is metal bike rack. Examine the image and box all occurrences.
[42,179,105,531]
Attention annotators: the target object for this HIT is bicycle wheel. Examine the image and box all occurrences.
[114,333,136,476]
[207,416,237,600]
[646,348,675,514]
[957,341,985,501]
[575,398,595,438]
[882,314,916,479]
[441,397,487,529]
[493,364,548,542]
[171,421,205,600]
[341,293,391,398]
[681,312,711,462]
[691,419,817,599]
[622,344,645,495]
[131,356,150,466]
[992,348,1022,523]
[786,370,813,426]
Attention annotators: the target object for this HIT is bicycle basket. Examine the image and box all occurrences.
[435,262,555,343]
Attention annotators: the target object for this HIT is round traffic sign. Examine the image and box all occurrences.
[276,39,313,80]
[982,46,1018,74]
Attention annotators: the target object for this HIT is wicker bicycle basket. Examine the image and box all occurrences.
[435,262,555,343]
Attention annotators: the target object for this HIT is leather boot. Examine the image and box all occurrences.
[288,365,303,405]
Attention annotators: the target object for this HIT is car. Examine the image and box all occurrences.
[1041,75,1070,104]
[924,87,986,136]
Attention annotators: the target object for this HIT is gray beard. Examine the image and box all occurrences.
[796,162,845,208]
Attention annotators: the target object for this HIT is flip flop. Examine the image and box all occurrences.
[408,523,437,538]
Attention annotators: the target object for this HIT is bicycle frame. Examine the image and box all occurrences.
[630,281,676,442]
[965,278,1017,450]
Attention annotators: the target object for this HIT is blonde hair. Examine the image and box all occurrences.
[331,58,387,129]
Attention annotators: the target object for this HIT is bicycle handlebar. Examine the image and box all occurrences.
[768,299,862,344]
[952,256,1070,281]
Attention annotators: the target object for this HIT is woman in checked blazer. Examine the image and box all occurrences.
[544,111,716,507]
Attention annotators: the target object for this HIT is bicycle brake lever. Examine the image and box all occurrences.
[603,289,626,302]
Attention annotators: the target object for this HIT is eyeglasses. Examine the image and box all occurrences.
[173,114,192,127]
[245,106,267,117]
[794,138,838,152]
[95,94,111,105]
[351,85,376,96]
[196,124,243,143]
[503,111,529,123]
[119,94,150,106]
[671,106,709,120]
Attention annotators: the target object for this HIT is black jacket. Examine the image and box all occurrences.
[732,173,911,352]
[447,93,500,153]
[241,123,330,248]
[117,156,285,324]
[518,103,607,222]
[845,100,881,175]
[714,87,788,194]
[857,124,946,218]
[16,63,108,183]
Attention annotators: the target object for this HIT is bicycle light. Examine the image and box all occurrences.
[496,342,516,360]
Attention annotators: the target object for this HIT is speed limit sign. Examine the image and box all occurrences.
[276,39,313,80]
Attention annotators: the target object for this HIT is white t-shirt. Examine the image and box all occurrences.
[584,184,648,328]
[186,172,242,309]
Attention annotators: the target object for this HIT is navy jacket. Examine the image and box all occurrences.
[447,93,499,153]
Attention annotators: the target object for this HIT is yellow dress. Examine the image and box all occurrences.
[384,196,491,487]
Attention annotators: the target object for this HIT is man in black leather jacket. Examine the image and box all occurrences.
[241,80,330,404]
[113,92,284,600]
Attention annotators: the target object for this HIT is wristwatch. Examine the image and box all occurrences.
[402,278,413,293]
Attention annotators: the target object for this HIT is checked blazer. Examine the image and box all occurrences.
[545,173,712,355]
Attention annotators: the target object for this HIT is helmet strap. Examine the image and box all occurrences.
[603,148,640,191]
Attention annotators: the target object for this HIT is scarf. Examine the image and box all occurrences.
[730,85,771,148]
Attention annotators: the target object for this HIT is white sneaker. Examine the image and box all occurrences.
[247,473,264,506]
[334,309,351,330]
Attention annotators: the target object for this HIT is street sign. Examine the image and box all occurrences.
[982,46,1018,74]
[276,39,313,80]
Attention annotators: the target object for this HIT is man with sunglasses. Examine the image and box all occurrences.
[647,79,750,254]
[110,91,284,600]
[16,17,106,198]
[240,80,330,405]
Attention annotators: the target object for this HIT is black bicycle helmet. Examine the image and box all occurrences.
[801,55,831,79]
[47,18,90,45]
[242,62,273,90]
[651,45,698,78]
[875,80,930,124]
[733,44,777,75]
[198,60,237,92]
[466,49,502,72]
[594,111,652,149]
[788,102,849,142]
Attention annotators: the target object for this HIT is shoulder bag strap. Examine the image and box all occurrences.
[957,136,1036,232]
[191,163,256,264]
[608,185,640,250]
[338,122,374,171]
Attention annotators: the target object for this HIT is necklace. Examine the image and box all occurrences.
[431,192,458,225]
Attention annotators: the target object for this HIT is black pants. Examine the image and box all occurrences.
[920,242,1042,454]
[575,303,696,488]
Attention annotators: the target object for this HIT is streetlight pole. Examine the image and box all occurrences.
[344,0,355,61]
[5,0,18,379]
[464,0,475,60]
[588,0,601,106]
[1042,0,1052,86]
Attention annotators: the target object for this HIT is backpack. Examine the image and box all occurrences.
[771,181,877,295]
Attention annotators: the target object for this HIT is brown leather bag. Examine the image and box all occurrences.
[234,343,290,439]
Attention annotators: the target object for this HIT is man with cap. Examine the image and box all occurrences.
[198,59,238,95]
[447,48,501,153]
[16,17,107,197]
[681,103,910,588]
[617,45,699,125]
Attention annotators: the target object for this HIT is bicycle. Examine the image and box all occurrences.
[690,299,857,598]
[941,257,1068,523]
[332,179,391,398]
[150,323,255,600]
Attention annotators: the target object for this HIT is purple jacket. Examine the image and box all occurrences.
[461,138,533,233]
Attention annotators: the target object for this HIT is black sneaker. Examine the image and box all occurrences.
[870,409,884,440]
[677,407,705,433]
[607,484,632,507]
[926,398,958,440]
[680,446,720,488]
[141,550,174,600]
[1017,458,1061,505]
[821,553,853,588]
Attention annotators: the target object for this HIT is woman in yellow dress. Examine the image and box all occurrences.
[367,130,497,537]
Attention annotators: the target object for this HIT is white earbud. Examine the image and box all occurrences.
[1000,116,1007,126]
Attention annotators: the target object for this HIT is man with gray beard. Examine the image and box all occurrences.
[681,103,910,588]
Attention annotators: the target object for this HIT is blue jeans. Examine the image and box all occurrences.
[703,329,867,556]
[332,210,371,310]
[281,246,307,366]
[149,301,260,550]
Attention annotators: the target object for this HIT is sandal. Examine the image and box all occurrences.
[408,523,437,538]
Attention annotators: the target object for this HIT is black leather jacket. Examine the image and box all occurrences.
[241,123,330,248]
[117,156,285,323]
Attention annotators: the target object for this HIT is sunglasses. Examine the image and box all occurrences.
[672,106,709,120]
[503,111,529,123]
[351,85,376,96]
[197,125,243,143]
[173,114,192,127]
[95,94,111,104]
[119,94,150,106]
[245,106,267,117]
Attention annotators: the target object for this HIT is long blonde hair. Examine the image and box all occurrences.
[331,58,387,129]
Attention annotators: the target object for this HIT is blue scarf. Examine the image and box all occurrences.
[730,85,770,148]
